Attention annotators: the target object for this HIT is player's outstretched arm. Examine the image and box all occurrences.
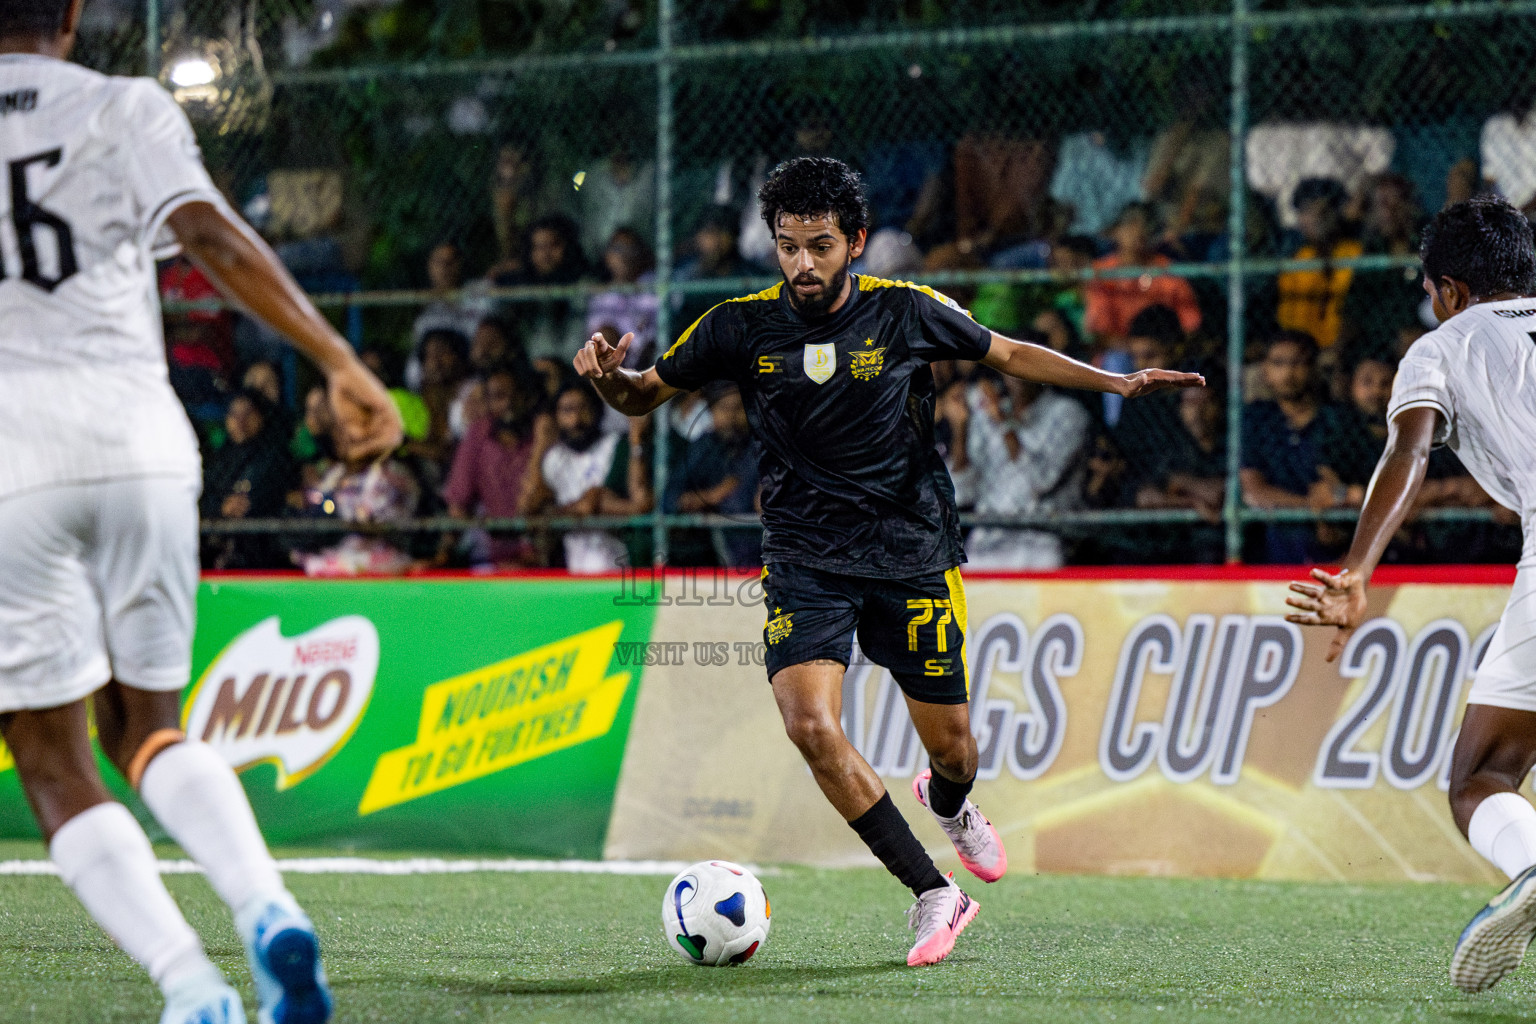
[1285,406,1440,661]
[166,201,402,462]
[574,332,680,416]
[980,334,1204,397]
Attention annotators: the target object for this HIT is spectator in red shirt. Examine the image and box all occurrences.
[442,365,554,566]
[160,256,236,421]
[1085,201,1203,343]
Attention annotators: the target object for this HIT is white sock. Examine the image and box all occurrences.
[49,803,214,995]
[1468,791,1536,879]
[139,740,286,916]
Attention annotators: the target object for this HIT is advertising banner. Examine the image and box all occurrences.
[0,569,1521,881]
[0,579,656,858]
[605,572,1517,884]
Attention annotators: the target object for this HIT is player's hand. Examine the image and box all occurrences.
[1118,369,1205,399]
[1285,567,1368,662]
[327,357,403,463]
[575,331,633,380]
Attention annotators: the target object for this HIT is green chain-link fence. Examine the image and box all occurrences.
[74,0,1536,570]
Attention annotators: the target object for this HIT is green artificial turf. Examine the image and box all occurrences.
[0,840,1530,1024]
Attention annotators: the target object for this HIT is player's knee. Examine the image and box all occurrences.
[930,743,977,784]
[924,723,976,777]
[780,709,845,762]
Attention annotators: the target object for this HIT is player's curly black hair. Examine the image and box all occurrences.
[757,156,869,242]
[1421,194,1536,298]
[0,0,71,36]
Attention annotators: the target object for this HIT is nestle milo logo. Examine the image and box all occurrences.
[184,616,379,789]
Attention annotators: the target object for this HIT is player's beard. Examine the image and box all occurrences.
[785,260,850,318]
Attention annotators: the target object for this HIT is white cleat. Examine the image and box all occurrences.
[159,966,246,1024]
[906,873,980,966]
[1452,863,1536,993]
[237,894,333,1024]
[913,770,1008,882]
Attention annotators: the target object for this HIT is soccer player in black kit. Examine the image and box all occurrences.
[575,157,1202,965]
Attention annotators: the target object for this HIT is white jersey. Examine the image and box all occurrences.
[542,432,629,574]
[0,54,220,499]
[1389,297,1536,564]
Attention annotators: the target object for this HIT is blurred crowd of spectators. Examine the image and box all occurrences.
[170,113,1535,572]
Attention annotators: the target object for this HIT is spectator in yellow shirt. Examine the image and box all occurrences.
[1276,177,1362,348]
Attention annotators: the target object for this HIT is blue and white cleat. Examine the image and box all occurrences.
[237,895,333,1024]
[159,966,246,1024]
[1451,863,1536,992]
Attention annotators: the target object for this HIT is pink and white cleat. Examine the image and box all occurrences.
[913,769,1008,882]
[906,874,979,966]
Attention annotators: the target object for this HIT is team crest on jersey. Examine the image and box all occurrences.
[803,343,836,384]
[851,345,886,381]
[766,611,794,645]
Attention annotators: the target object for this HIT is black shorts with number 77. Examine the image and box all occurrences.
[760,561,970,705]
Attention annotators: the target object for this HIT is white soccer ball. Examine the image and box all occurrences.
[660,860,771,966]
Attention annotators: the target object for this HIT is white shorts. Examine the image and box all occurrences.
[0,476,199,713]
[1468,566,1536,713]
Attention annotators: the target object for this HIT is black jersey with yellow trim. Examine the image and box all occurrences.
[655,274,992,579]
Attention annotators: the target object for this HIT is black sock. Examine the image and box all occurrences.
[926,770,974,819]
[849,792,948,896]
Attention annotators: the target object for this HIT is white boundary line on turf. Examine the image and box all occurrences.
[0,858,773,877]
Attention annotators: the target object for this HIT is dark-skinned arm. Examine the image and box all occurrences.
[166,201,401,461]
[1285,405,1441,661]
[980,334,1204,398]
[573,331,681,415]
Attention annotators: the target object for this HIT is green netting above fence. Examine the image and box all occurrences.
[65,0,1536,567]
